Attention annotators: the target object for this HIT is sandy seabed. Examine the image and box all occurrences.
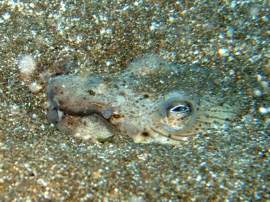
[0,0,269,201]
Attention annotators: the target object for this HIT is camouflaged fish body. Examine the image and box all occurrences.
[48,54,240,145]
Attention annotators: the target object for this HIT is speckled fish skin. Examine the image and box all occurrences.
[48,54,242,145]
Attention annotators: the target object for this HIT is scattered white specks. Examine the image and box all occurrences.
[60,1,66,12]
[256,74,263,81]
[75,35,83,43]
[100,27,112,35]
[40,124,46,130]
[250,7,259,20]
[260,81,269,89]
[160,50,176,61]
[31,30,37,37]
[253,89,262,97]
[137,153,149,161]
[196,175,202,182]
[249,54,262,63]
[229,69,235,76]
[256,74,270,94]
[29,3,35,8]
[150,21,160,31]
[10,104,20,116]
[199,162,207,167]
[93,14,108,23]
[0,13,10,23]
[133,0,142,6]
[81,193,94,201]
[194,50,199,55]
[122,4,129,11]
[129,195,145,202]
[99,14,108,22]
[2,12,11,20]
[230,1,238,9]
[218,33,225,40]
[262,16,269,22]
[43,191,52,200]
[106,60,113,66]
[226,27,234,38]
[29,81,42,93]
[37,178,49,186]
[168,16,176,23]
[32,113,38,119]
[259,107,270,115]
[218,48,229,57]
[18,55,36,80]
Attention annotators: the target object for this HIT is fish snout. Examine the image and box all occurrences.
[47,75,118,120]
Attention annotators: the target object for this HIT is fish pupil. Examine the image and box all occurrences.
[169,104,192,116]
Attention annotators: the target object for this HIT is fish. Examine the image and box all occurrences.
[47,54,244,145]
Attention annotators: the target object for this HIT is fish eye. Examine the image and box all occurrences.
[168,102,192,118]
[155,92,199,135]
[165,101,194,125]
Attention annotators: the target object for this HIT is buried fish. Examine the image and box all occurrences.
[47,54,246,145]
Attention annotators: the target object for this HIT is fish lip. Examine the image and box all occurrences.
[48,101,115,123]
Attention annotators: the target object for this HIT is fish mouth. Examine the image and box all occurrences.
[57,100,114,119]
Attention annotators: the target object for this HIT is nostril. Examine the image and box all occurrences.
[143,94,149,98]
[87,89,96,96]
[141,131,150,137]
[112,114,121,119]
[109,113,125,123]
[109,113,124,125]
